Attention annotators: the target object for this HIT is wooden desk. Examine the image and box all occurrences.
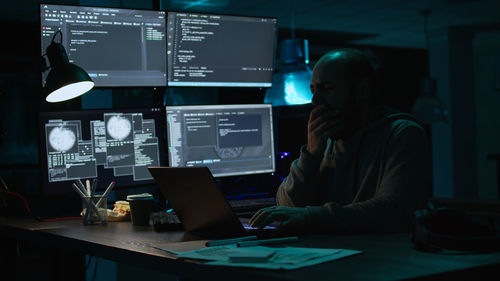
[1,217,500,281]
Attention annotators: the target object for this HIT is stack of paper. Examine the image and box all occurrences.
[173,245,362,270]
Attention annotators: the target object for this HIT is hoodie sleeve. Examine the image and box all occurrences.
[276,144,325,207]
[305,122,431,233]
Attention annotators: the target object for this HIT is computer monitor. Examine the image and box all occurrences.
[39,108,166,195]
[166,12,277,87]
[165,104,275,177]
[40,4,167,87]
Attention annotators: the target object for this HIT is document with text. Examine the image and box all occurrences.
[175,245,362,270]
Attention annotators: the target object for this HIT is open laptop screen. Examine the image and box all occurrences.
[165,104,275,177]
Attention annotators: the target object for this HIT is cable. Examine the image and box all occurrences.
[37,217,82,222]
[1,176,31,214]
[0,176,10,191]
[1,177,82,222]
[0,188,31,215]
[1,187,83,222]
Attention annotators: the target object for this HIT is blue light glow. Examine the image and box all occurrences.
[277,152,291,159]
[284,72,312,105]
[170,0,230,9]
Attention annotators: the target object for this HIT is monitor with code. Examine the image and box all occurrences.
[165,104,275,177]
[167,12,277,87]
[39,108,166,195]
[40,4,167,87]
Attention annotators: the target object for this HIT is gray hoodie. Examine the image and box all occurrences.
[276,113,431,233]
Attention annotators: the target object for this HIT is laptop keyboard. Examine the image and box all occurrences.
[152,210,184,231]
[228,197,276,212]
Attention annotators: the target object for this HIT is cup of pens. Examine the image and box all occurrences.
[72,179,115,226]
[82,195,107,225]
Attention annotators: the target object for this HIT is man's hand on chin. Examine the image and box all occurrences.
[307,105,344,156]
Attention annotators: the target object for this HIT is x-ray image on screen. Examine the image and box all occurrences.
[104,113,136,168]
[106,115,133,141]
[45,121,97,182]
[48,125,78,153]
[39,108,165,195]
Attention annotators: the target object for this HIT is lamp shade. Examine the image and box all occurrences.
[264,39,313,106]
[264,64,312,106]
[44,42,94,103]
[45,63,94,102]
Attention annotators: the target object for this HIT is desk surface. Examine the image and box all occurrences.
[1,218,500,281]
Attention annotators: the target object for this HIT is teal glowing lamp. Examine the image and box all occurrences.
[264,39,313,106]
[44,31,94,103]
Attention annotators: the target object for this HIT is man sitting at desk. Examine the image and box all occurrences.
[250,48,431,233]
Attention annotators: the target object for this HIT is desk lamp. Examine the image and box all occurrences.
[43,30,94,103]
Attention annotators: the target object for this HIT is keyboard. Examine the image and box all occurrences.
[228,197,276,215]
[152,210,184,231]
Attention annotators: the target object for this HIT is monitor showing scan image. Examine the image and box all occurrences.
[39,108,166,195]
[165,104,275,177]
[40,4,167,87]
[166,12,277,87]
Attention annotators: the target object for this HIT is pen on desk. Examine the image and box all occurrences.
[96,181,115,207]
[71,183,86,198]
[206,235,258,247]
[85,179,91,196]
[91,179,97,196]
[237,236,299,247]
[72,183,91,222]
[76,179,86,194]
[102,181,115,197]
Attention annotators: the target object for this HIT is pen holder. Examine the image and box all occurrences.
[82,195,107,226]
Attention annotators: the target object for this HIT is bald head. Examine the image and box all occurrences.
[310,48,378,111]
[315,48,377,91]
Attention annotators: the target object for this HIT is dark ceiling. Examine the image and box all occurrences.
[2,0,500,48]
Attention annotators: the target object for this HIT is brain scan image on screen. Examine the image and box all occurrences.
[106,115,132,140]
[214,146,243,159]
[48,126,77,152]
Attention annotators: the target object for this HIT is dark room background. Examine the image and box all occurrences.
[1,0,500,279]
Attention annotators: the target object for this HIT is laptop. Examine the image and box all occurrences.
[148,166,278,238]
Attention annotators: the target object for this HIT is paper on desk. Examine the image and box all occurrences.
[211,248,362,270]
[176,245,362,270]
[153,240,209,255]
